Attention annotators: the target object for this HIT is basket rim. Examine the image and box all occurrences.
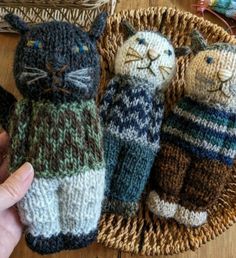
[0,0,112,9]
[109,6,235,38]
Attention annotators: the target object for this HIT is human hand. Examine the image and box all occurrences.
[0,132,34,258]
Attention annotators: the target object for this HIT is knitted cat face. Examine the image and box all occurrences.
[115,22,189,91]
[186,30,236,109]
[4,13,107,102]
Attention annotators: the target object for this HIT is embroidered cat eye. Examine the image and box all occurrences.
[136,37,147,46]
[205,56,214,64]
[164,49,172,56]
[72,44,89,53]
[26,40,43,49]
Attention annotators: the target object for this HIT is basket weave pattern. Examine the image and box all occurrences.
[97,7,236,256]
[0,0,117,32]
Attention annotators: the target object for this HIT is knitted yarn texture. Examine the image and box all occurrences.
[100,22,179,217]
[0,12,107,254]
[147,30,236,227]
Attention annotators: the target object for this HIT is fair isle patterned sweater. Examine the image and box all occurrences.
[100,74,164,152]
[162,97,236,165]
[8,99,104,178]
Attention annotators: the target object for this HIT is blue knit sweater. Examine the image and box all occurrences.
[100,74,164,152]
[162,97,236,165]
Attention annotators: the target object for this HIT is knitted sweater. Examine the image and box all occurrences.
[100,74,164,152]
[8,99,104,178]
[161,97,236,165]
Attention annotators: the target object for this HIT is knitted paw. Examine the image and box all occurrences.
[102,197,139,217]
[174,205,208,227]
[26,231,98,254]
[147,191,178,219]
[25,233,64,255]
[63,230,97,250]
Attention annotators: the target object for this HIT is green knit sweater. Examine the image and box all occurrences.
[8,99,105,178]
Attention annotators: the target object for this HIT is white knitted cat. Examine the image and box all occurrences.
[100,21,190,216]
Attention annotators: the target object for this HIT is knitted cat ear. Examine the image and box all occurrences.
[4,13,29,34]
[175,46,191,57]
[190,30,207,54]
[89,12,108,40]
[122,20,137,38]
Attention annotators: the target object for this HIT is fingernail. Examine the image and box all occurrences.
[18,162,34,181]
[0,131,8,138]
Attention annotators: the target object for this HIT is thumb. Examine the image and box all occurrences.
[0,162,34,211]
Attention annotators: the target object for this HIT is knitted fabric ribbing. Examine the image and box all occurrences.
[100,74,164,152]
[9,99,104,178]
[103,132,155,216]
[161,96,236,165]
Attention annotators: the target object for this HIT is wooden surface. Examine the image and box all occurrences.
[0,0,234,257]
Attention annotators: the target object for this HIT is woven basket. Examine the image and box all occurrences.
[0,0,117,32]
[97,7,236,256]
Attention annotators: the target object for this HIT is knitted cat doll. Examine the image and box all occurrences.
[147,30,236,227]
[0,13,107,254]
[100,21,189,217]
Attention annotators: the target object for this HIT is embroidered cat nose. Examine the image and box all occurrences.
[147,48,160,61]
[46,63,68,76]
[46,54,66,71]
[218,68,233,82]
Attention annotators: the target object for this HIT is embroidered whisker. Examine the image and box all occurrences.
[66,75,91,81]
[159,69,166,80]
[159,66,172,72]
[65,78,90,89]
[68,68,93,77]
[126,53,142,59]
[27,74,48,85]
[25,66,47,74]
[19,72,45,82]
[127,47,142,58]
[159,66,171,78]
[21,72,44,77]
[64,68,93,90]
[125,58,141,64]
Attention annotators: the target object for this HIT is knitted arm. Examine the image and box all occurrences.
[148,93,165,152]
[99,78,118,123]
[0,85,16,132]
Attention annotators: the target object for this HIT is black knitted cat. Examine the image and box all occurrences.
[0,13,107,254]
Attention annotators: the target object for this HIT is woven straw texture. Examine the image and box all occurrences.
[97,7,236,256]
[0,0,117,32]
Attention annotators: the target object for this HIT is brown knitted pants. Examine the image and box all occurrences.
[152,143,231,212]
[148,143,232,226]
[153,143,190,204]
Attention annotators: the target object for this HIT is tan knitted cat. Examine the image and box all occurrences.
[148,30,236,227]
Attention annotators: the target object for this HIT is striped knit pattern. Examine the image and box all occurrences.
[100,74,164,152]
[162,97,236,165]
[9,99,104,178]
